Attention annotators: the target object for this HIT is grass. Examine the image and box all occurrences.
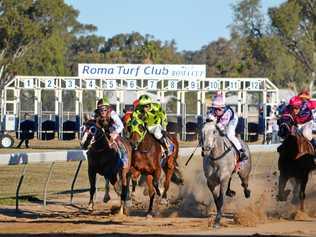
[0,152,278,205]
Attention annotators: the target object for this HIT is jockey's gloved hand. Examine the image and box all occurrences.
[110,132,119,141]
[216,124,226,136]
[206,113,216,122]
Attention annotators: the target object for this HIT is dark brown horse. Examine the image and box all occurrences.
[80,118,132,215]
[129,119,179,216]
[277,115,316,211]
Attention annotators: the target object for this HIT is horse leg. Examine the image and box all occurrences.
[146,174,156,217]
[299,175,308,212]
[88,166,96,211]
[153,167,161,197]
[277,172,290,201]
[212,185,224,228]
[161,163,175,204]
[209,180,227,229]
[238,173,251,199]
[103,178,111,203]
[225,175,236,197]
[118,167,130,216]
[131,168,140,199]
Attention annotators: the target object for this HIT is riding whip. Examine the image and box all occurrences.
[185,143,200,166]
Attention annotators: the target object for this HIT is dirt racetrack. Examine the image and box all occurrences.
[0,149,315,236]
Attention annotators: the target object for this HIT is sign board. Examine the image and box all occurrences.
[78,64,206,80]
[5,115,15,131]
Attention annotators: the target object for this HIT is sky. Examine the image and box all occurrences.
[65,0,285,51]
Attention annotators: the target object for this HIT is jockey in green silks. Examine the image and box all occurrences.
[131,94,173,158]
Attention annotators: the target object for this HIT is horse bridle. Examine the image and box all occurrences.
[203,123,233,161]
[83,123,114,152]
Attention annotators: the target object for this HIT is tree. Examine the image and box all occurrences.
[0,0,96,87]
[268,0,315,88]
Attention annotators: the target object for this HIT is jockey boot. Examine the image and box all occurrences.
[238,148,247,161]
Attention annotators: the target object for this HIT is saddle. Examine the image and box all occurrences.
[294,133,314,160]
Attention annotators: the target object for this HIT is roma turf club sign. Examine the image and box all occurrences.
[78,64,206,80]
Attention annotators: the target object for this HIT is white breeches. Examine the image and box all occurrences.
[147,124,163,140]
[297,120,313,141]
[225,114,242,150]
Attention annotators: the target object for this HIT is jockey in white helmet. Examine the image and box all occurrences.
[207,93,247,161]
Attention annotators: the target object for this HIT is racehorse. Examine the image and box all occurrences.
[201,119,252,228]
[277,114,316,211]
[80,118,132,215]
[129,118,179,216]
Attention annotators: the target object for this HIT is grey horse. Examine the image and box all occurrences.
[201,119,252,228]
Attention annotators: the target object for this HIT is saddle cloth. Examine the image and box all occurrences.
[294,133,314,160]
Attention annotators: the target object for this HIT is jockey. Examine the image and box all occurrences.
[122,99,139,126]
[132,94,172,158]
[207,93,247,161]
[284,94,316,148]
[95,96,128,166]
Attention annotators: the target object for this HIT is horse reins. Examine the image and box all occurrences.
[209,140,233,161]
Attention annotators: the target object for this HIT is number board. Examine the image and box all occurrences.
[65,80,76,89]
[208,80,221,91]
[126,80,137,90]
[86,80,96,90]
[45,79,55,89]
[188,80,198,90]
[168,80,178,90]
[227,80,240,91]
[23,79,34,89]
[147,80,158,90]
[247,80,262,90]
[103,80,117,90]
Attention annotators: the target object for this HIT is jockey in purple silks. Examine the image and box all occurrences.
[206,93,247,161]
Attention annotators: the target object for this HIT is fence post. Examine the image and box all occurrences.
[70,160,83,204]
[43,162,55,208]
[16,164,28,212]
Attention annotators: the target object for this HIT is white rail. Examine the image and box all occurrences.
[0,144,280,166]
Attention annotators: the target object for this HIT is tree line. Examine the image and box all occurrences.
[0,0,315,92]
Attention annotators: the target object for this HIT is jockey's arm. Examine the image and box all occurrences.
[110,111,124,135]
[217,109,232,131]
[159,106,168,129]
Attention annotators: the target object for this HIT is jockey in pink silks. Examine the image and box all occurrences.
[206,93,247,161]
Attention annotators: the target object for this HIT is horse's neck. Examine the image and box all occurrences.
[139,132,160,151]
[212,135,230,157]
[92,133,110,151]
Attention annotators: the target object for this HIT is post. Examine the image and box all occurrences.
[43,162,55,208]
[16,164,28,212]
[70,160,83,204]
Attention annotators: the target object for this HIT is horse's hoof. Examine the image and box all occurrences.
[244,189,251,198]
[88,204,94,212]
[143,188,149,196]
[160,198,169,205]
[126,200,132,208]
[103,195,111,203]
[146,212,153,218]
[213,223,220,229]
[123,207,129,216]
[226,190,236,197]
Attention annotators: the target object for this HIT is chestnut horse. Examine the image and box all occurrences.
[129,119,179,216]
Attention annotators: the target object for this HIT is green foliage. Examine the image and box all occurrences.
[0,0,314,92]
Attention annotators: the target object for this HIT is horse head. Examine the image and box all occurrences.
[80,119,104,150]
[278,114,295,139]
[129,118,146,150]
[201,117,221,157]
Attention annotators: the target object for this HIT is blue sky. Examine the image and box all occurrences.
[65,0,285,51]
